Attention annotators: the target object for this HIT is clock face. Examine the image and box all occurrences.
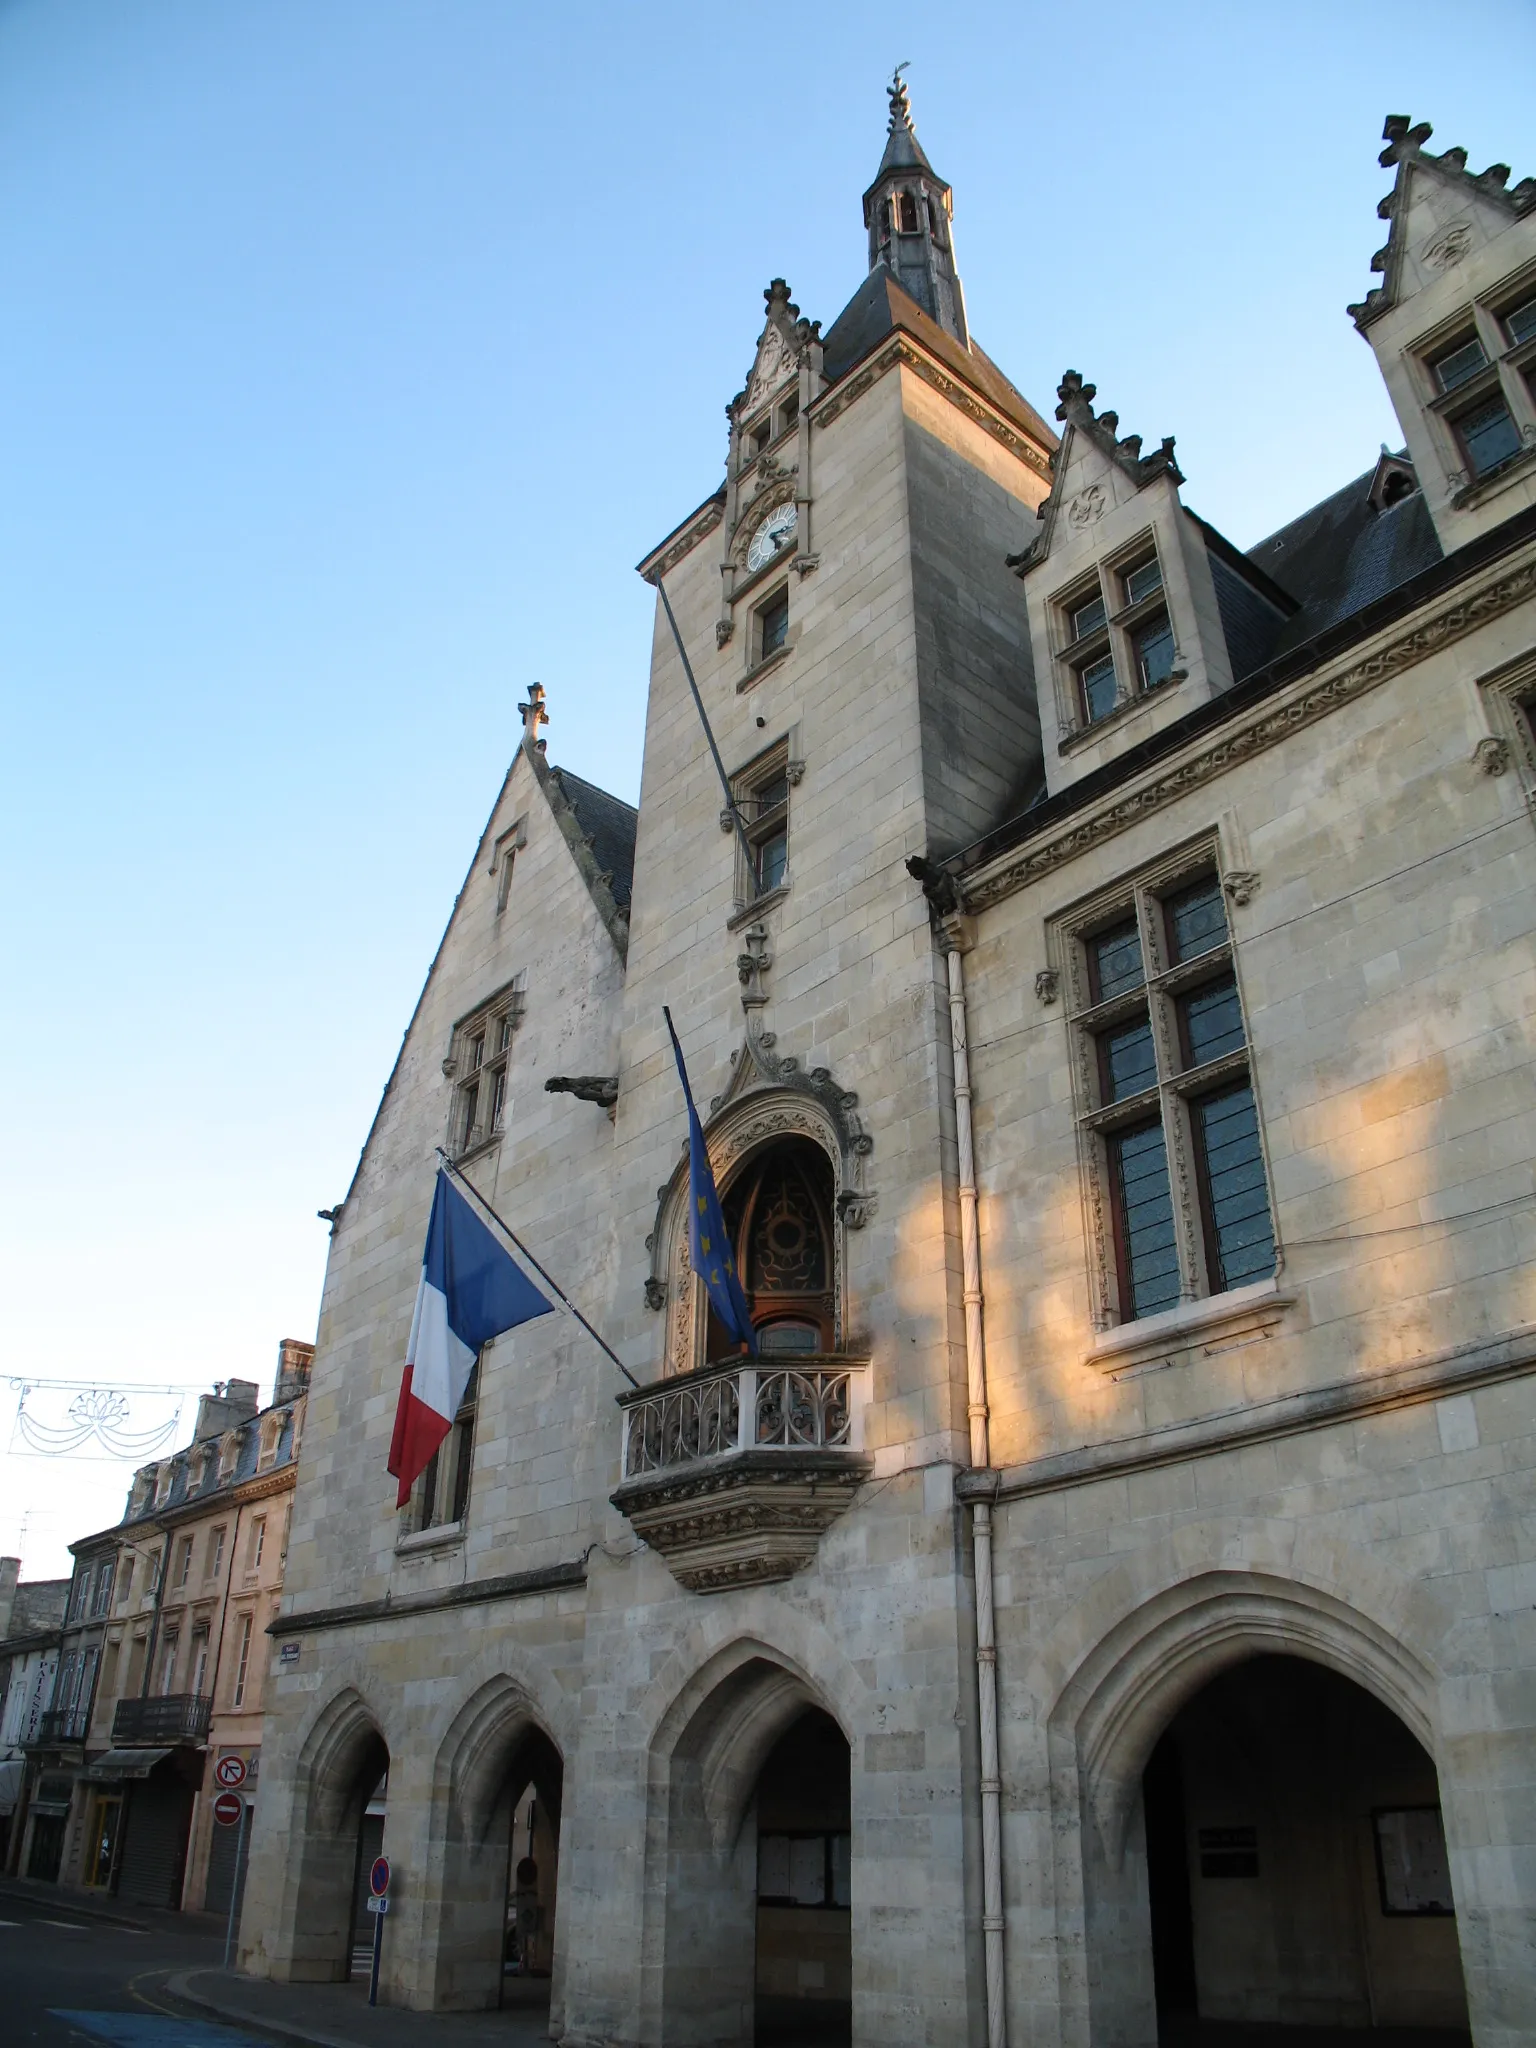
[746,501,798,574]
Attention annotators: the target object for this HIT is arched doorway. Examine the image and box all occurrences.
[1142,1655,1470,2043]
[347,1761,388,1981]
[283,1700,389,1983]
[710,1139,836,1358]
[754,1708,851,2046]
[428,1685,564,2015]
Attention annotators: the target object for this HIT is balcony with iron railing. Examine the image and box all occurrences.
[33,1706,92,1747]
[112,1692,212,1746]
[611,1354,872,1594]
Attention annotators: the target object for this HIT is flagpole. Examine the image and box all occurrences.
[655,576,758,883]
[434,1152,640,1389]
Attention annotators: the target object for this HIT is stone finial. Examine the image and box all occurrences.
[518,682,549,742]
[1379,114,1434,168]
[887,61,912,130]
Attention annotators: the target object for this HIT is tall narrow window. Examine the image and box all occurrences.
[410,1363,479,1534]
[231,1614,253,1708]
[175,1536,193,1588]
[250,1517,266,1572]
[191,1629,210,1701]
[208,1527,226,1581]
[733,740,794,905]
[158,1631,179,1697]
[446,984,523,1159]
[1061,858,1276,1325]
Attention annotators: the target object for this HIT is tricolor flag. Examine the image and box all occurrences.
[387,1169,555,1506]
[663,1007,756,1355]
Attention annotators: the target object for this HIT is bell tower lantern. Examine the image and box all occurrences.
[862,67,969,346]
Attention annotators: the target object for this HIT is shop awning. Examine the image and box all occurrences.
[0,1759,22,1814]
[80,1747,173,1782]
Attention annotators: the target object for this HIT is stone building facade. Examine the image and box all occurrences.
[6,1343,310,1913]
[0,1563,70,1869]
[241,89,1536,2048]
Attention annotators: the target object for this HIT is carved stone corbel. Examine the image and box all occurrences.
[1035,969,1060,1005]
[544,1076,619,1109]
[1473,735,1511,775]
[1222,871,1261,907]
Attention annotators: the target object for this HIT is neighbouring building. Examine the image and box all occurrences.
[240,89,1536,2048]
[8,1341,310,1913]
[0,1563,70,1870]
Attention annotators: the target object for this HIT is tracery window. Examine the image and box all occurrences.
[1057,851,1277,1325]
[709,1140,836,1357]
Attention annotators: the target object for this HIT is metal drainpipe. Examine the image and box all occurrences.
[943,925,1007,2048]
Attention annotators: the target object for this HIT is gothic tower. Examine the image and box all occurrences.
[862,66,968,344]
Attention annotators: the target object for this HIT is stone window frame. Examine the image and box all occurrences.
[398,1361,479,1546]
[1050,836,1280,1333]
[442,974,526,1162]
[1475,643,1536,804]
[726,733,801,920]
[1047,528,1187,749]
[1407,266,1536,505]
[489,817,528,917]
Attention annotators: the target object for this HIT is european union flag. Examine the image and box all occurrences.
[664,1007,756,1355]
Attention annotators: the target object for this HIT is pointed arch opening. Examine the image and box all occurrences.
[424,1679,565,2017]
[1141,1655,1469,2042]
[708,1138,836,1359]
[284,1692,389,1983]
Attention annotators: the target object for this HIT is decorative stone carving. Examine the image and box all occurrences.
[715,620,734,650]
[643,1277,667,1312]
[785,758,806,786]
[611,1448,872,1593]
[1222,871,1261,906]
[1035,969,1060,1005]
[1067,485,1106,529]
[737,923,771,1010]
[1424,221,1473,270]
[1473,735,1511,775]
[544,1075,619,1109]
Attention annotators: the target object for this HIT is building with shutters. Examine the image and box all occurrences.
[0,1564,70,1870]
[235,88,1536,2047]
[6,1342,310,1913]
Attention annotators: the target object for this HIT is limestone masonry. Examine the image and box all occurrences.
[226,84,1535,2048]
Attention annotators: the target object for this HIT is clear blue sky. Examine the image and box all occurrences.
[3,0,1532,1574]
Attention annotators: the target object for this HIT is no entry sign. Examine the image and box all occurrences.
[213,1754,248,1790]
[212,1791,244,1827]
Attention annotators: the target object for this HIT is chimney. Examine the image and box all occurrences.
[193,1379,260,1442]
[0,1558,19,1640]
[275,1338,315,1404]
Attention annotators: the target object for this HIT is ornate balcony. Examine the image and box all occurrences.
[611,1355,871,1594]
[112,1692,211,1746]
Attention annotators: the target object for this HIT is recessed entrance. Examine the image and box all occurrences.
[712,1139,836,1356]
[348,1762,388,1981]
[1143,1655,1470,2045]
[754,1707,851,2048]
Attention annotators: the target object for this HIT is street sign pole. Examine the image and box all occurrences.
[223,1798,249,1971]
[368,1896,384,2007]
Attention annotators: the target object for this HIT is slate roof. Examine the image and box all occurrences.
[1245,463,1443,658]
[549,767,638,909]
[820,268,1059,454]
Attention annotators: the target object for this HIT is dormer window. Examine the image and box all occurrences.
[1455,394,1522,480]
[750,418,772,456]
[1430,334,1488,394]
[1122,557,1163,607]
[1503,295,1536,348]
[1080,654,1118,725]
[1069,593,1108,642]
[778,393,798,435]
[1131,614,1177,693]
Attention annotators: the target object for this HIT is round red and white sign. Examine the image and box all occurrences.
[213,1754,248,1790]
[212,1791,244,1827]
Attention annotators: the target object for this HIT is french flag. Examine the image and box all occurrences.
[387,1169,554,1506]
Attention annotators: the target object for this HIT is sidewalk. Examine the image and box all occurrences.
[0,1869,225,1938]
[172,1967,554,2048]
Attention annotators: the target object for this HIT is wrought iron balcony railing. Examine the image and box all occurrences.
[112,1692,212,1746]
[621,1355,865,1479]
[34,1707,92,1746]
[612,1355,871,1594]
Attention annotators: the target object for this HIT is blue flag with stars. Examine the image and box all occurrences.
[664,1007,756,1355]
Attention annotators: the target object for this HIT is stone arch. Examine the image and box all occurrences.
[282,1684,390,1982]
[1057,1569,1441,1869]
[1025,1531,1459,2048]
[641,1635,852,2046]
[646,1048,874,1375]
[420,1673,566,2012]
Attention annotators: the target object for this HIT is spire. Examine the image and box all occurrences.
[861,67,968,346]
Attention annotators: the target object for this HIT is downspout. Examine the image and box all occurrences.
[941,911,1007,2048]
